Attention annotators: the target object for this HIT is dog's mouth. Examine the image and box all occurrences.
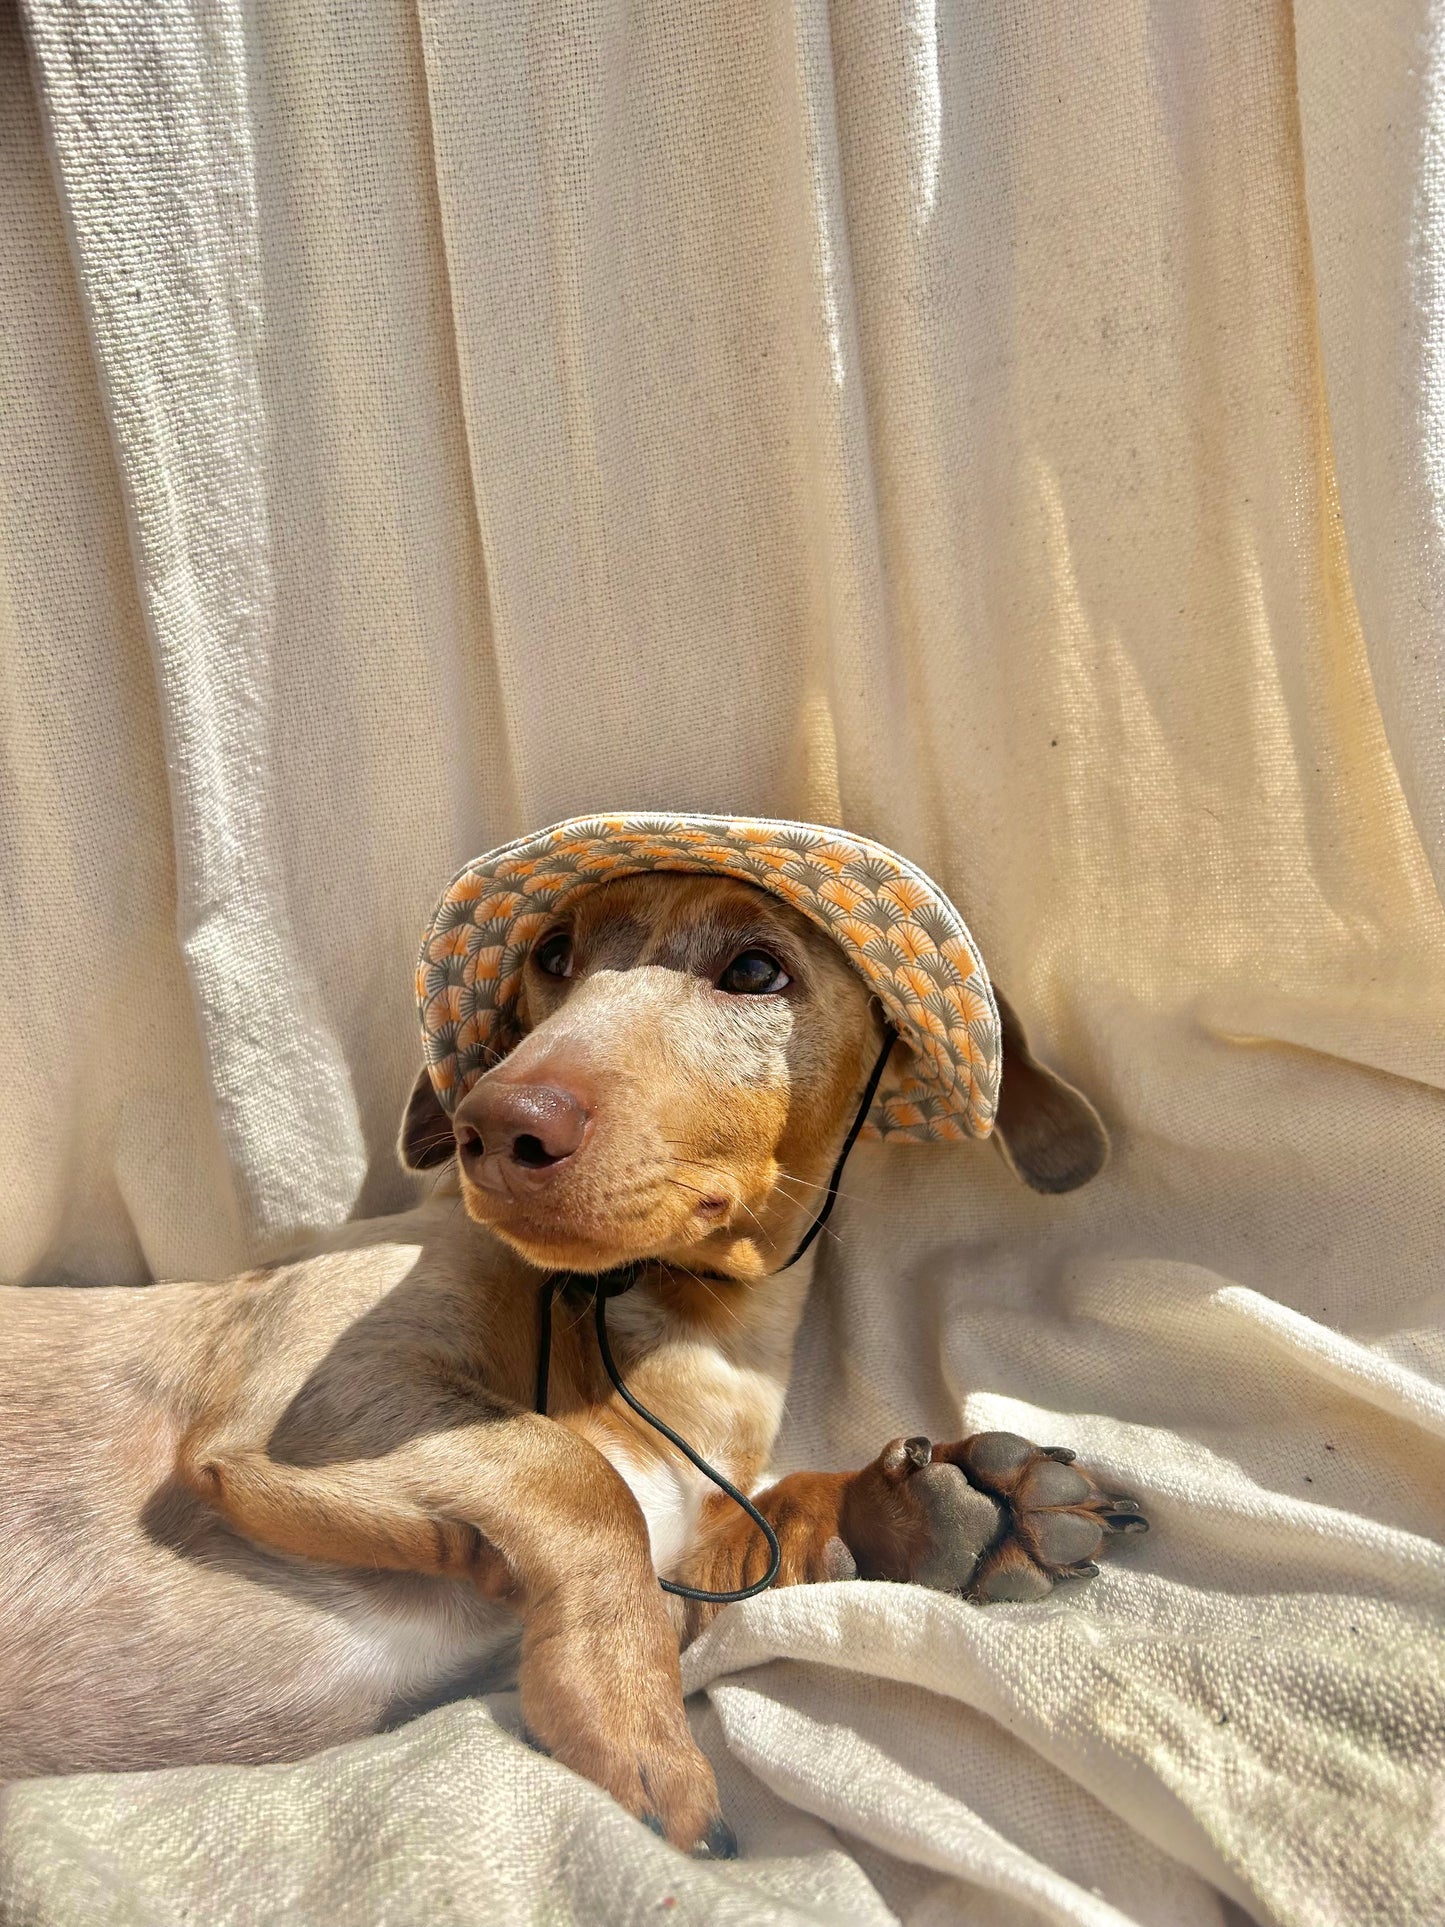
[455,1157,751,1273]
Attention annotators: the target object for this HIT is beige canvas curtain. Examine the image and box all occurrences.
[1,1,1443,1922]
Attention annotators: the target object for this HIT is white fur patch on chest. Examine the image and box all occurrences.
[578,1280,809,1579]
[599,1443,708,1574]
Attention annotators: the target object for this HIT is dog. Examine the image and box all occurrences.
[0,871,1143,1852]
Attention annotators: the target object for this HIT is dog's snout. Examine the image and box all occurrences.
[456,1082,591,1182]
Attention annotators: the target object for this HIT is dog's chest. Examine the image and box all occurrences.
[602,1442,707,1571]
[573,1314,793,1578]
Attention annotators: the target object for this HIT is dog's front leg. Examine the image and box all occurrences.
[675,1434,1147,1636]
[178,1414,727,1850]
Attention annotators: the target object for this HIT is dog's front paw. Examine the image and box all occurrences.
[839,1435,1004,1592]
[938,1431,1148,1601]
[839,1431,1146,1602]
[519,1613,730,1854]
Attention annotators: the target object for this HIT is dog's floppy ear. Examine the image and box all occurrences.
[398,1066,456,1172]
[990,988,1108,1194]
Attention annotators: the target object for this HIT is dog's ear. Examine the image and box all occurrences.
[398,1066,456,1172]
[990,988,1108,1194]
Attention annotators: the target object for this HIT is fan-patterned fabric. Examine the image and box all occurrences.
[416,815,1000,1142]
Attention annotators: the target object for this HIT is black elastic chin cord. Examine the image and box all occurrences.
[533,1030,894,1606]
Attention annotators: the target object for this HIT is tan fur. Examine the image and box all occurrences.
[0,873,1116,1850]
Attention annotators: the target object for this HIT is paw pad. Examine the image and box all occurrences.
[948,1431,1148,1603]
[910,1462,1006,1591]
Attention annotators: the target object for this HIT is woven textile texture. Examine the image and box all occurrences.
[3,1,1444,1922]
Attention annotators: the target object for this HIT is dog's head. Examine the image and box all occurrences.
[400,872,1105,1275]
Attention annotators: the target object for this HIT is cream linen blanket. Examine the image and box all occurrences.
[2,2,1443,1921]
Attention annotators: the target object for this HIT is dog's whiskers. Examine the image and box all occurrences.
[775,1167,861,1208]
[668,1261,744,1329]
[726,1196,770,1252]
[663,1176,713,1203]
[662,1163,776,1246]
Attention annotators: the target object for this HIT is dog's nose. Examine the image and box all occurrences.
[454,1082,591,1180]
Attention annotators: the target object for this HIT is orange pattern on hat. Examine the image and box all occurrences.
[415,814,1000,1142]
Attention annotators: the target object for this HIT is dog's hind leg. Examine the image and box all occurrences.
[177,1413,725,1850]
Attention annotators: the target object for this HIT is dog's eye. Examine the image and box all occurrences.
[717,949,790,995]
[533,931,573,979]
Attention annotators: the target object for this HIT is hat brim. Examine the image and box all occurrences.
[416,814,999,1142]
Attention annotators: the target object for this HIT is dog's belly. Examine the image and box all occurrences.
[0,1285,513,1777]
[1,1494,516,1776]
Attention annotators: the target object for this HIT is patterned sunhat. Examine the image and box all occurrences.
[415,814,1000,1143]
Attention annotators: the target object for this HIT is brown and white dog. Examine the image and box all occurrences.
[0,873,1143,1853]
